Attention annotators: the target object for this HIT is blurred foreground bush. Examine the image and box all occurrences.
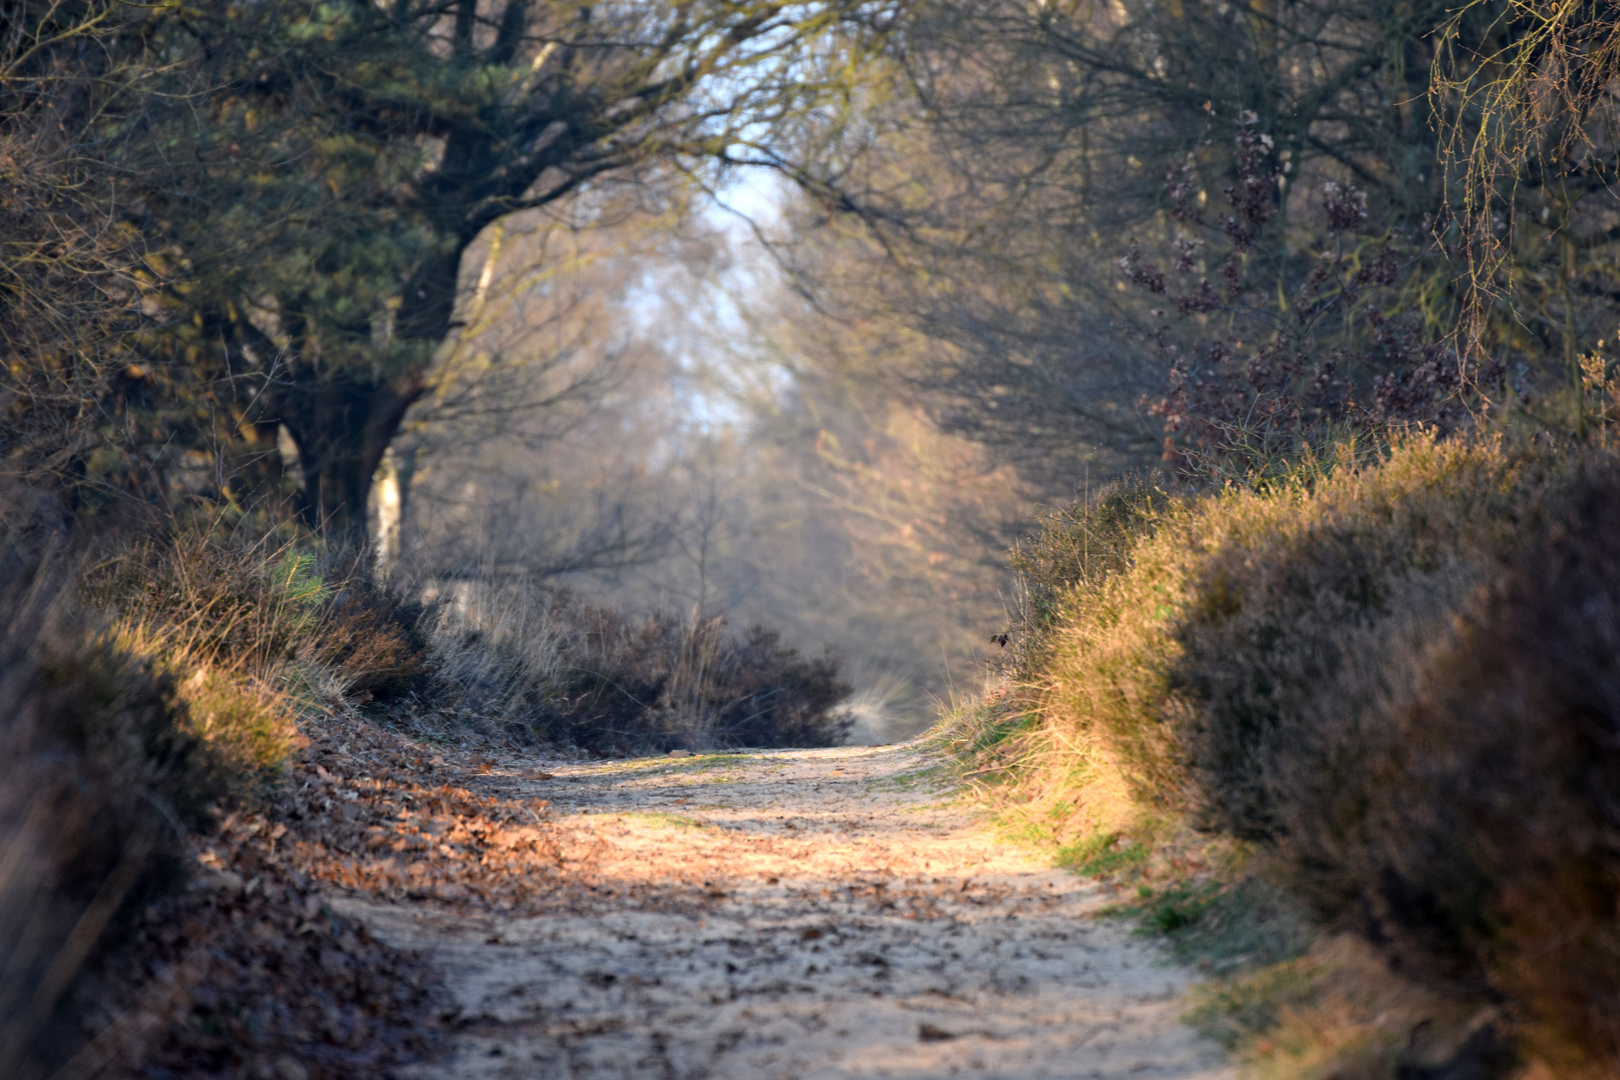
[1289,461,1620,1076]
[972,432,1620,1077]
[0,561,217,1074]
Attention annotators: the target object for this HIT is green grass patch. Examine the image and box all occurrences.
[1184,953,1330,1051]
[864,766,946,793]
[599,751,753,777]
[682,751,753,769]
[1101,875,1312,975]
[1055,831,1150,875]
[895,800,956,813]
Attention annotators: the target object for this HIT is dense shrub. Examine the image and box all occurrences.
[84,530,329,774]
[84,527,851,757]
[1169,438,1578,840]
[424,582,853,754]
[0,560,219,1076]
[704,623,853,747]
[549,612,854,754]
[1003,437,1575,831]
[319,566,434,704]
[992,433,1620,1074]
[1279,458,1620,1076]
[89,530,435,738]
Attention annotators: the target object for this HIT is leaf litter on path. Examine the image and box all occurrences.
[331,743,1238,1080]
[83,715,1235,1080]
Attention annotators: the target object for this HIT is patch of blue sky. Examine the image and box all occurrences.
[620,162,798,441]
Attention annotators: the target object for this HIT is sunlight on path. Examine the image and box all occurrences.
[339,744,1233,1080]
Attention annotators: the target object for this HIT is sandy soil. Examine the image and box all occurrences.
[338,742,1234,1080]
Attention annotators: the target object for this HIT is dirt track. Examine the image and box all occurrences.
[339,742,1233,1080]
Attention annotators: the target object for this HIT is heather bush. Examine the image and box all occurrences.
[89,529,328,675]
[998,436,1576,835]
[86,529,332,775]
[1278,456,1620,1076]
[318,565,434,704]
[424,580,853,754]
[1168,436,1579,841]
[0,560,219,1076]
[675,619,853,749]
[983,432,1620,1075]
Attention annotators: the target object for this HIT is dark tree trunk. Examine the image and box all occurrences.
[241,246,462,542]
[397,248,462,345]
[281,366,425,538]
[283,248,460,539]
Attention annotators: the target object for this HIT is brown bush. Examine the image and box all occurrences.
[425,583,853,755]
[318,567,433,704]
[89,528,436,712]
[1169,439,1579,841]
[985,433,1620,1075]
[513,606,854,755]
[0,559,219,1076]
[1278,456,1620,1076]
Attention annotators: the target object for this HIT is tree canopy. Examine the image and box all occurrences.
[3,0,899,535]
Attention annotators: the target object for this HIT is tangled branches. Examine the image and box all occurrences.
[1127,115,1497,483]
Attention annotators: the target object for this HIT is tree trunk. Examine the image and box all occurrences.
[281,366,425,539]
[264,245,464,542]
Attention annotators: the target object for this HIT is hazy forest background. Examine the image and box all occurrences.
[17,0,1618,738]
[8,0,1620,1076]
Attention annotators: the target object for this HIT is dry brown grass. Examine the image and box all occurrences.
[971,431,1620,1078]
[420,577,853,754]
[0,512,443,1076]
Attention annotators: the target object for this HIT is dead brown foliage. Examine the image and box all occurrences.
[1281,456,1620,1077]
[79,866,441,1080]
[259,718,573,914]
[426,584,853,755]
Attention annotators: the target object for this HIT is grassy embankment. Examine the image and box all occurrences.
[0,501,854,1078]
[940,428,1620,1080]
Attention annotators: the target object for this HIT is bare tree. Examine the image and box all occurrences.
[772,0,1616,490]
[0,3,162,503]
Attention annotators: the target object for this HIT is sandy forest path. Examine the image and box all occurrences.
[340,742,1234,1080]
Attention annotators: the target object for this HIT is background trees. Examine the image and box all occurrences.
[4,0,900,536]
[9,0,1620,734]
[778,0,1620,491]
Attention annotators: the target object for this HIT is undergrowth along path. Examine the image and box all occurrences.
[341,743,1234,1080]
